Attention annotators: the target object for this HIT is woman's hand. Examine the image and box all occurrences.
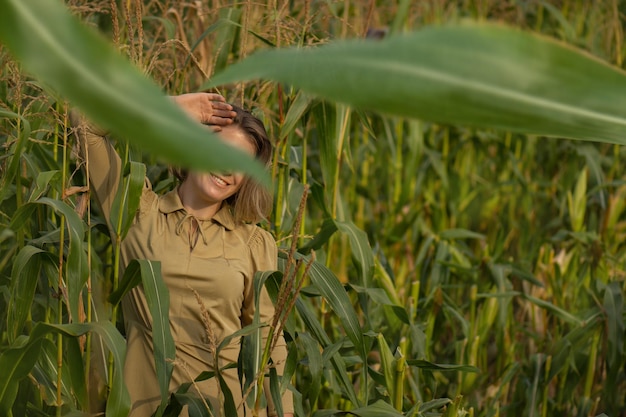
[171,92,236,131]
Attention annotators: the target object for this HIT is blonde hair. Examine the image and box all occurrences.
[172,105,273,224]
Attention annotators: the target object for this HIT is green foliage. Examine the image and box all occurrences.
[206,23,626,145]
[1,0,625,417]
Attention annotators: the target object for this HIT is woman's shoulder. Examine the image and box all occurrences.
[237,223,276,248]
[137,178,159,216]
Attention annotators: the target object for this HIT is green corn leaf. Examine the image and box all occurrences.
[0,338,44,415]
[217,371,238,417]
[306,254,366,364]
[241,270,278,411]
[376,333,396,401]
[213,9,242,73]
[7,245,48,342]
[604,282,624,370]
[0,109,31,204]
[28,170,61,202]
[439,228,486,240]
[312,410,343,417]
[540,1,577,42]
[314,102,341,210]
[268,367,283,417]
[0,0,269,186]
[335,220,374,288]
[0,322,129,417]
[492,362,521,403]
[109,259,174,417]
[350,284,410,325]
[133,260,174,417]
[180,393,213,417]
[488,263,514,329]
[347,399,405,417]
[108,259,144,307]
[567,168,588,232]
[406,359,480,373]
[163,389,215,417]
[109,161,146,241]
[218,323,264,416]
[299,218,337,254]
[293,297,359,406]
[280,250,361,406]
[312,400,405,417]
[34,338,75,406]
[206,23,626,145]
[298,219,374,288]
[30,356,59,408]
[576,145,606,208]
[429,243,449,289]
[522,294,584,326]
[65,335,88,409]
[279,92,313,140]
[298,332,323,406]
[419,398,453,413]
[282,343,298,395]
[390,0,412,35]
[39,198,87,323]
[10,198,87,323]
[34,323,129,417]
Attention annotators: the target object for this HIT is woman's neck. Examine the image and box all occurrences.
[177,182,221,220]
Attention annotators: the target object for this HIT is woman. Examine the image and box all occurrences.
[72,93,294,417]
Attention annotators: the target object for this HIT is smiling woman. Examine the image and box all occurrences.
[171,104,274,224]
[71,93,294,417]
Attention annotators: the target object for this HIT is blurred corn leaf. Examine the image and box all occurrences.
[0,0,269,185]
[207,23,626,145]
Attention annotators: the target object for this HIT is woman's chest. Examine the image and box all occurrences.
[121,212,250,298]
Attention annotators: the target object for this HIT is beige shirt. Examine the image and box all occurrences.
[72,113,293,417]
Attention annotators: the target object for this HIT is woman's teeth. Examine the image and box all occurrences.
[212,175,227,186]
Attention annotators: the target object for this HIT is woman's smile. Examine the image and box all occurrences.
[210,173,230,187]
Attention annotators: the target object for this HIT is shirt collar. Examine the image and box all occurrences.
[158,187,236,231]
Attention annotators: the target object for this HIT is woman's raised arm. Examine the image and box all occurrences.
[70,110,122,229]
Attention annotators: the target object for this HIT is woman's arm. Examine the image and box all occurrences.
[70,93,234,226]
[70,110,122,228]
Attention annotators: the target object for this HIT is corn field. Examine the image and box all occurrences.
[1,0,625,416]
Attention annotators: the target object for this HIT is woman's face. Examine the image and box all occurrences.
[183,124,256,206]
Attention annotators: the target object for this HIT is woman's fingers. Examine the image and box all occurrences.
[208,100,236,125]
[171,92,237,125]
[204,93,227,103]
[210,115,235,126]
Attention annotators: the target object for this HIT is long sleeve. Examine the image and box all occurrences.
[243,228,294,416]
[70,110,122,230]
